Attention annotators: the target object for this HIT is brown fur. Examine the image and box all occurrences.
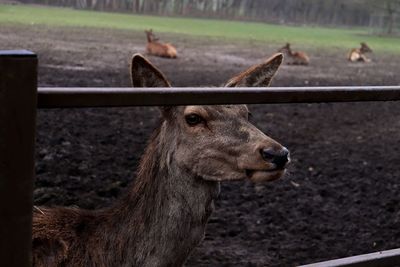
[348,42,372,62]
[145,29,177,59]
[278,43,310,65]
[32,53,289,267]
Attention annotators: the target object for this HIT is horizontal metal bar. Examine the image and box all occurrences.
[37,86,400,108]
[0,50,36,57]
[297,248,400,267]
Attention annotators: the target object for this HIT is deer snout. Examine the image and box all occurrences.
[259,147,290,169]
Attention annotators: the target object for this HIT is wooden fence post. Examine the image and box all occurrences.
[0,50,37,267]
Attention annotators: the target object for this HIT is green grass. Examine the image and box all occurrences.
[1,4,400,54]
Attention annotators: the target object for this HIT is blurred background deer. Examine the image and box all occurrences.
[278,43,310,65]
[348,42,373,62]
[145,29,177,58]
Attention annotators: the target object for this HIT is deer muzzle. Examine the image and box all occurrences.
[238,130,290,183]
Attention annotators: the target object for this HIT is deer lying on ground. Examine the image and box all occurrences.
[145,29,177,58]
[278,43,310,65]
[32,53,289,267]
[348,42,372,62]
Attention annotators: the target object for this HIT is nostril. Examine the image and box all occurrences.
[272,154,289,169]
[281,147,290,159]
[260,148,276,161]
[273,147,290,169]
[260,147,290,169]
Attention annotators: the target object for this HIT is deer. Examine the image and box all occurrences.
[32,53,290,267]
[348,42,373,62]
[145,29,177,59]
[278,43,310,65]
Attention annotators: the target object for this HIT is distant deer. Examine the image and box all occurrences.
[145,29,177,59]
[278,43,310,65]
[32,53,289,267]
[348,42,372,62]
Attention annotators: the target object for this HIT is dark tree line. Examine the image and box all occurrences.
[364,0,400,34]
[18,0,400,34]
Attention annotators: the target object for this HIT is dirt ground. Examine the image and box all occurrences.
[1,25,400,266]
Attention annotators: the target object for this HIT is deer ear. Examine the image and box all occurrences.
[225,53,283,87]
[131,54,171,88]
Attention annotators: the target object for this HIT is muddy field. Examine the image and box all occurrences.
[2,25,400,266]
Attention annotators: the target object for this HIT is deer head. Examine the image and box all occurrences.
[360,42,372,53]
[144,29,159,42]
[278,43,291,54]
[130,53,289,183]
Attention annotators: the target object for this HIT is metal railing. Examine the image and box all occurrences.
[1,50,400,267]
[0,50,37,267]
[298,248,400,267]
[38,86,400,108]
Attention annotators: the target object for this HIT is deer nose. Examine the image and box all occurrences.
[260,147,290,169]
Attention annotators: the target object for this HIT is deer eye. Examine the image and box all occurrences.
[185,114,203,126]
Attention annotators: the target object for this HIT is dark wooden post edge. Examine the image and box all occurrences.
[0,50,37,266]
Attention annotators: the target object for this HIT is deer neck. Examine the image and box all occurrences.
[146,33,152,43]
[287,48,295,57]
[104,123,220,266]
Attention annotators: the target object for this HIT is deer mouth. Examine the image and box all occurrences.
[245,168,285,183]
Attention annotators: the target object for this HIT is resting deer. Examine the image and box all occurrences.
[32,53,289,267]
[145,29,177,59]
[348,42,372,62]
[278,43,310,65]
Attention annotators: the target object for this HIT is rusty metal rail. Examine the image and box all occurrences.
[38,86,400,108]
[2,50,400,267]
